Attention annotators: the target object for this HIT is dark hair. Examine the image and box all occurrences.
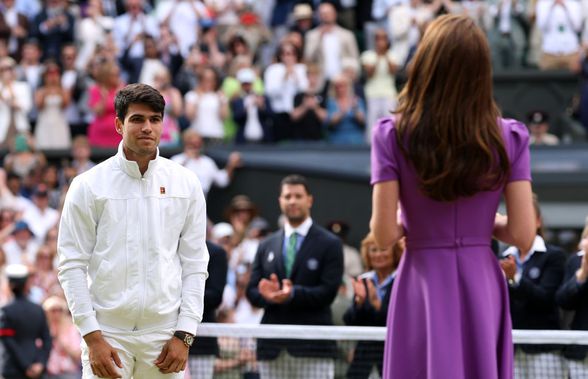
[280,174,311,195]
[276,42,302,63]
[115,83,165,120]
[395,15,510,202]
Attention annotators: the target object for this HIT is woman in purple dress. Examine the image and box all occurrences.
[370,15,536,379]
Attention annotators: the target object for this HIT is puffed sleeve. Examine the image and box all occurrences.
[371,117,400,184]
[503,119,532,182]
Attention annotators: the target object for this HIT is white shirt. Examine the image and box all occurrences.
[284,217,313,240]
[170,153,229,196]
[155,0,208,57]
[536,0,582,55]
[243,94,263,141]
[322,31,342,80]
[113,12,159,58]
[184,91,226,139]
[22,205,59,243]
[3,238,40,266]
[58,143,209,337]
[264,63,308,113]
[502,235,546,282]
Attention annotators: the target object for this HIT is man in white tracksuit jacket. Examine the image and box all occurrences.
[57,83,209,379]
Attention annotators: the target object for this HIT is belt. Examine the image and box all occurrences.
[406,237,491,250]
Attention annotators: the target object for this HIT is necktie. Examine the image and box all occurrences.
[285,232,298,277]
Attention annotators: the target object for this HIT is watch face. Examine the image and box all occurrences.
[185,335,194,346]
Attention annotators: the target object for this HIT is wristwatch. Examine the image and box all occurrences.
[173,331,194,347]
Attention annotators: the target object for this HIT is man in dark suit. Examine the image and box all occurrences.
[0,264,51,379]
[500,197,566,377]
[188,241,228,379]
[556,225,588,378]
[246,174,344,379]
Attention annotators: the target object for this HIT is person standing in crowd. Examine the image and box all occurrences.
[184,67,229,143]
[188,241,228,379]
[370,15,535,379]
[31,0,75,61]
[344,233,404,379]
[43,295,82,379]
[0,56,31,147]
[58,83,210,378]
[325,74,366,145]
[500,194,566,378]
[246,174,344,379]
[171,130,242,198]
[34,62,71,150]
[230,67,273,144]
[361,28,401,144]
[87,60,123,148]
[556,219,588,378]
[304,2,359,82]
[0,264,52,379]
[290,63,327,141]
[264,42,308,142]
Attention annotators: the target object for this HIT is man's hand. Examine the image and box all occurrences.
[268,279,293,304]
[25,363,44,378]
[258,273,281,301]
[500,255,517,281]
[154,336,189,374]
[84,331,123,378]
[351,277,366,306]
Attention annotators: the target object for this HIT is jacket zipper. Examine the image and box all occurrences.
[135,176,148,330]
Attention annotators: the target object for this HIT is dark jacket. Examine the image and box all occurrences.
[556,252,588,360]
[246,223,344,360]
[506,244,566,353]
[230,94,273,144]
[343,273,394,379]
[31,9,75,61]
[190,241,228,357]
[0,296,52,378]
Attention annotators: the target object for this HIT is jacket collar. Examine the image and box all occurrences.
[115,142,160,179]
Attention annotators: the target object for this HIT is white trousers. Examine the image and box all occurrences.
[514,350,566,379]
[81,326,184,379]
[258,350,334,379]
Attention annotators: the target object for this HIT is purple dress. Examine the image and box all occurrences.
[370,117,531,379]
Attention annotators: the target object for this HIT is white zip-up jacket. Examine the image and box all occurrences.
[57,144,209,337]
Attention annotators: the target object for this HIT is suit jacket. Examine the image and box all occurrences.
[0,296,52,377]
[343,275,393,379]
[556,252,588,360]
[506,244,566,353]
[31,9,75,61]
[190,241,228,357]
[304,25,359,74]
[246,223,344,360]
[230,94,273,144]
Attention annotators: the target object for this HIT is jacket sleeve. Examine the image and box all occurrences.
[57,177,101,337]
[0,307,32,372]
[246,241,270,309]
[176,177,210,335]
[556,255,586,310]
[290,237,344,309]
[203,242,228,312]
[510,250,566,309]
[34,309,52,367]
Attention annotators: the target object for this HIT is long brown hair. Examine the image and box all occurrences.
[395,15,510,201]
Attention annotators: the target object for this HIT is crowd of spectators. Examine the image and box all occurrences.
[1,0,588,150]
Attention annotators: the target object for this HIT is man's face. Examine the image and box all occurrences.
[319,4,336,25]
[279,184,313,225]
[115,103,162,160]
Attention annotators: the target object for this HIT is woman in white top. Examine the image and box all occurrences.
[184,67,229,143]
[263,42,308,141]
[361,29,401,144]
[75,0,115,71]
[34,62,71,150]
[0,57,31,147]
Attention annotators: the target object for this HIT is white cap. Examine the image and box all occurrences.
[5,264,29,280]
[212,222,234,240]
[236,68,256,84]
